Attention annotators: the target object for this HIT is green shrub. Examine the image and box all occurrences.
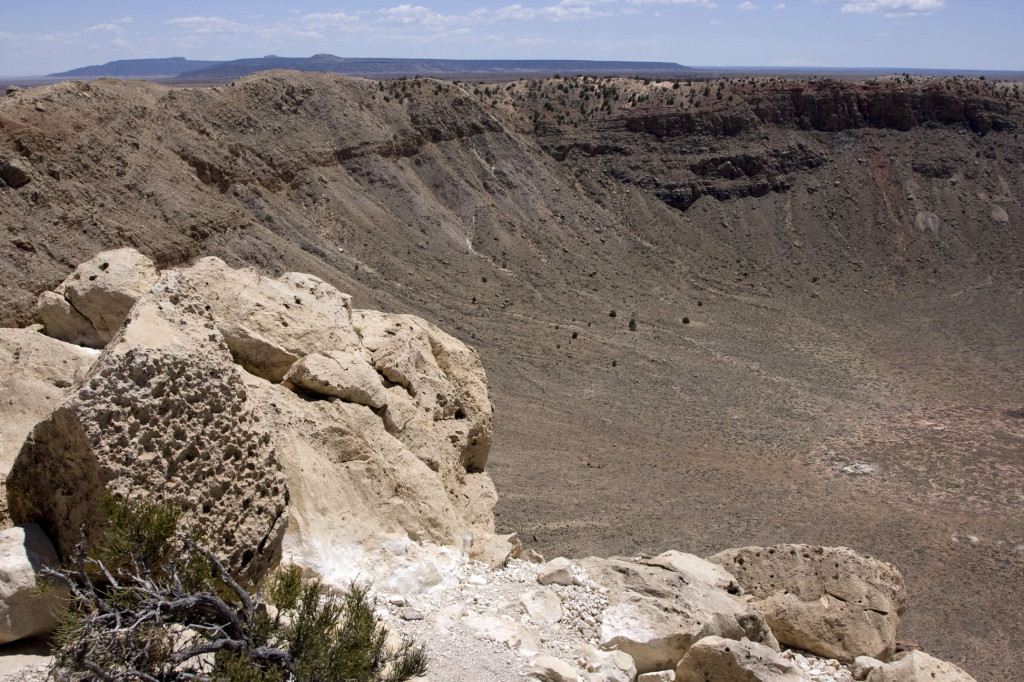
[628,318,637,331]
[48,497,427,682]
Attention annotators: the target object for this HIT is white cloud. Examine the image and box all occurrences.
[739,1,758,9]
[165,17,249,35]
[86,23,124,34]
[773,3,786,8]
[836,0,944,16]
[625,0,717,6]
[109,38,133,49]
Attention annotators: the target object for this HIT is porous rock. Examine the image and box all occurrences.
[708,545,907,662]
[0,523,65,644]
[674,636,808,682]
[355,310,491,471]
[581,552,778,674]
[864,651,976,682]
[36,248,158,348]
[283,350,388,408]
[173,257,360,382]
[7,271,288,584]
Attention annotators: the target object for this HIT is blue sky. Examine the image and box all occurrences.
[1,1,1021,76]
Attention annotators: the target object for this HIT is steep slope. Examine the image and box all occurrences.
[1,72,1022,680]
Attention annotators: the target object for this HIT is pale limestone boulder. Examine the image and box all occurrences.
[470,532,522,568]
[675,636,808,682]
[865,652,976,682]
[354,311,491,471]
[520,587,563,625]
[242,372,473,553]
[34,291,95,348]
[0,524,65,644]
[853,656,885,680]
[709,545,907,663]
[638,672,676,682]
[582,552,777,675]
[283,350,388,408]
[0,328,98,475]
[36,248,158,348]
[528,656,580,682]
[538,557,582,586]
[465,613,541,656]
[7,272,288,585]
[175,257,360,382]
[574,644,637,682]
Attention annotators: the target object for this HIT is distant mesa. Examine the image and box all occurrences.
[49,54,694,81]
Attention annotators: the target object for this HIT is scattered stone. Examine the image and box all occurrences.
[864,651,976,681]
[523,548,546,564]
[539,557,582,586]
[638,672,676,682]
[5,85,22,96]
[0,524,65,644]
[853,656,885,680]
[573,644,636,682]
[708,545,907,662]
[471,532,522,569]
[528,655,580,681]
[675,636,807,682]
[520,587,563,625]
[841,463,876,476]
[400,607,425,621]
[990,206,1010,223]
[0,157,32,188]
[913,212,940,233]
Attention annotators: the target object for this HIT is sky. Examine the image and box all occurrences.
[1,1,1022,76]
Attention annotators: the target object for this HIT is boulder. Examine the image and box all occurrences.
[573,644,636,682]
[520,587,563,625]
[0,524,65,644]
[0,328,98,475]
[864,651,976,682]
[638,672,676,682]
[242,372,475,555]
[0,157,32,188]
[355,311,491,471]
[538,557,582,586]
[174,257,360,382]
[674,636,808,682]
[708,545,907,662]
[470,532,522,568]
[7,271,288,585]
[581,552,778,674]
[36,248,158,348]
[528,656,580,682]
[466,613,540,655]
[283,350,388,408]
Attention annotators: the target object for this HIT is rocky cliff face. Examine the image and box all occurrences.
[3,249,498,588]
